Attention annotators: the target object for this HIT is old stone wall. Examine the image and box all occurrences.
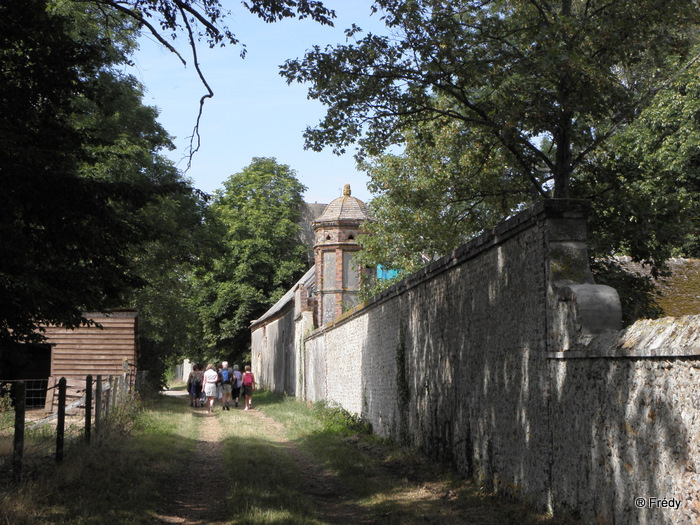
[252,304,296,395]
[305,200,569,508]
[549,316,700,524]
[298,200,700,524]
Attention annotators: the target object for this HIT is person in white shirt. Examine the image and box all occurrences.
[202,363,220,414]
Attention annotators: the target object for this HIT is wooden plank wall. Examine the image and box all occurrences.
[43,311,138,411]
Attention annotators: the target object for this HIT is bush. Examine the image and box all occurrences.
[313,400,372,435]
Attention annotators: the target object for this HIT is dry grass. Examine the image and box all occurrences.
[0,387,580,524]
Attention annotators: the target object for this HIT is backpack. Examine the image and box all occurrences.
[243,372,253,386]
[193,371,203,387]
[222,369,232,384]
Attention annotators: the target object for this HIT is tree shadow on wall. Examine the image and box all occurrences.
[550,353,696,524]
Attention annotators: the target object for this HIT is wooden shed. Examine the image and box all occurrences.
[43,310,139,411]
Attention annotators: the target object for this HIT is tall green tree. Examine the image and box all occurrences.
[122,182,213,389]
[580,53,700,265]
[2,0,333,347]
[0,0,148,344]
[575,52,700,322]
[356,107,536,283]
[358,42,700,321]
[282,0,699,198]
[57,2,214,384]
[195,158,308,362]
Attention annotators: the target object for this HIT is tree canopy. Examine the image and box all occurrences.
[1,0,144,343]
[282,0,700,198]
[0,0,209,348]
[0,0,333,352]
[355,110,536,283]
[194,158,309,362]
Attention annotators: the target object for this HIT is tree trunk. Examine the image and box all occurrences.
[554,115,572,199]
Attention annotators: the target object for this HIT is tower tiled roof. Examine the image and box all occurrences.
[315,184,372,223]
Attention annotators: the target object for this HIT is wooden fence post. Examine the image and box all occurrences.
[104,375,112,419]
[95,375,102,436]
[56,377,66,463]
[111,375,118,408]
[12,381,25,483]
[121,372,128,401]
[85,374,92,444]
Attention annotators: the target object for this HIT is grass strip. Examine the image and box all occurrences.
[0,392,198,525]
[0,387,578,525]
[246,391,579,525]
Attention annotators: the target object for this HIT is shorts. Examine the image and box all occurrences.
[243,385,253,396]
[204,383,217,397]
[223,383,232,393]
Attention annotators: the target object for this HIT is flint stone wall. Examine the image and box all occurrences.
[299,200,700,524]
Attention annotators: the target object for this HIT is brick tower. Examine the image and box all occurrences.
[313,184,372,327]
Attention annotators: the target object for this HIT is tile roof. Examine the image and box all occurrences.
[315,184,372,223]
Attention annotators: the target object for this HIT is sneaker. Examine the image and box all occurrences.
[234,401,238,407]
[244,406,248,411]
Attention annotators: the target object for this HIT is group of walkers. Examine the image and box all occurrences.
[186,361,256,414]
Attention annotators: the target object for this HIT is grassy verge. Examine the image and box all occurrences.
[221,391,578,525]
[0,388,578,524]
[0,392,198,525]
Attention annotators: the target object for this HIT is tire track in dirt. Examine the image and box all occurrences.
[245,408,375,524]
[154,398,229,524]
[154,395,371,524]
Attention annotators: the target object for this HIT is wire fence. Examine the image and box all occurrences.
[0,372,147,483]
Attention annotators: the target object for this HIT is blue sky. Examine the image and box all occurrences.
[129,1,387,205]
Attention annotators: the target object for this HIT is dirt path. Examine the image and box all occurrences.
[148,391,574,525]
[153,393,230,525]
[152,391,371,524]
[244,408,374,524]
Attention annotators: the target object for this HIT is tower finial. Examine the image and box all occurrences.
[343,183,351,196]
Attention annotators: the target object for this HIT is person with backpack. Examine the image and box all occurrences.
[216,363,224,404]
[232,364,242,408]
[242,365,256,411]
[220,361,233,411]
[186,366,197,407]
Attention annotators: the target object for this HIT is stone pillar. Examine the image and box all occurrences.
[542,199,622,352]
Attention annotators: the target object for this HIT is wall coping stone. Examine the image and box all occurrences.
[306,199,591,341]
[548,314,700,359]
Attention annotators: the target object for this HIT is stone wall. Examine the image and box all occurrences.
[252,267,315,396]
[296,200,700,524]
[549,316,700,524]
[252,304,296,395]
[304,200,568,508]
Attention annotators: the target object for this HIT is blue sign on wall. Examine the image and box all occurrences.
[377,264,399,281]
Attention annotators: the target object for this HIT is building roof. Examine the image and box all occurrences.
[315,184,372,223]
[616,257,700,317]
[250,266,316,328]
